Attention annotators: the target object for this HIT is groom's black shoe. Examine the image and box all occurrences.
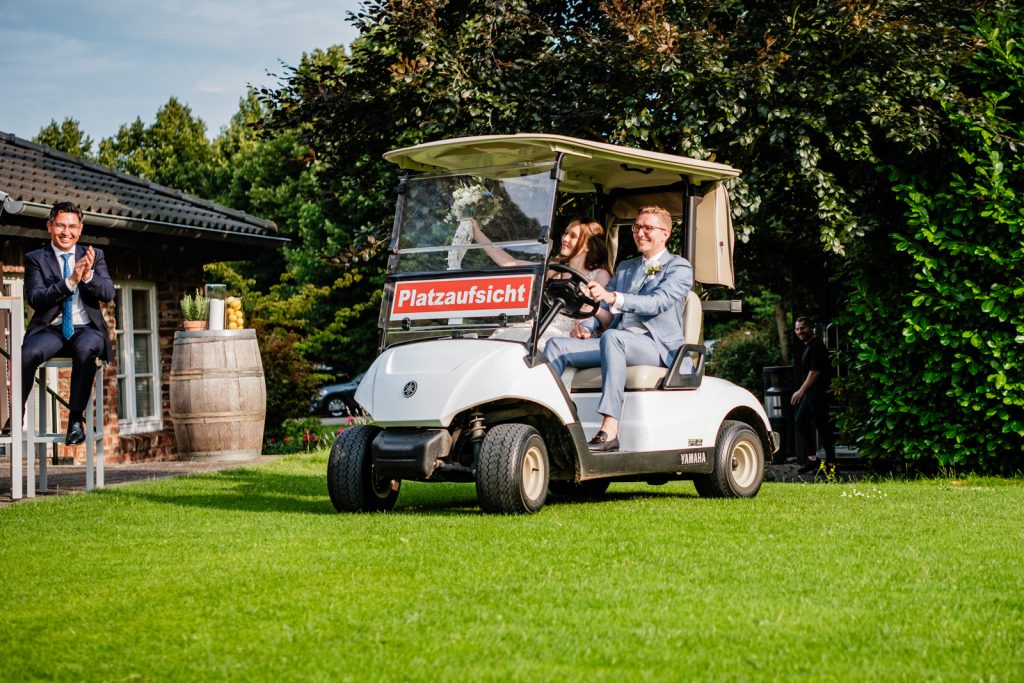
[587,431,619,453]
[65,420,86,446]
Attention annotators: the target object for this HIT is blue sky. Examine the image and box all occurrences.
[0,0,362,142]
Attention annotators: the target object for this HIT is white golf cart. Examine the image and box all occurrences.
[328,134,779,514]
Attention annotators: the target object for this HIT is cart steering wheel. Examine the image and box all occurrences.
[543,263,602,319]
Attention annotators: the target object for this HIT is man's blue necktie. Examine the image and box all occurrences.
[61,253,74,340]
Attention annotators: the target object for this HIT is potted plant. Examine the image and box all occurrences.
[180,289,210,331]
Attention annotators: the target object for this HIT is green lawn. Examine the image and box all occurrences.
[1,453,1022,682]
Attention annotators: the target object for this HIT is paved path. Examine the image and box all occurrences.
[0,456,282,507]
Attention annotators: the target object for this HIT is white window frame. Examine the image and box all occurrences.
[115,281,162,434]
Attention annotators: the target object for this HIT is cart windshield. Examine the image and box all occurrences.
[380,162,558,347]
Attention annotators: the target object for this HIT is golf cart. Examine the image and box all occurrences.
[328,134,779,514]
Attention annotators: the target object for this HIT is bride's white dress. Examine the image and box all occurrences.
[490,269,600,346]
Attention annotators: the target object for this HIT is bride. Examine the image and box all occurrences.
[471,218,613,344]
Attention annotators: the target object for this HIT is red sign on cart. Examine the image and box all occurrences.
[390,274,534,321]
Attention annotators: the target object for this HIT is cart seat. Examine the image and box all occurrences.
[570,289,703,391]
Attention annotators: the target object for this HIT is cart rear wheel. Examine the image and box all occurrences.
[694,420,764,498]
[327,425,401,512]
[476,424,549,514]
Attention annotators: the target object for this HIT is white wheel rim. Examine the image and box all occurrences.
[730,437,760,489]
[521,444,546,501]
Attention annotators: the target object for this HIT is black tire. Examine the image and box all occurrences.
[548,479,610,498]
[326,396,347,418]
[476,424,549,514]
[327,425,400,512]
[693,420,765,498]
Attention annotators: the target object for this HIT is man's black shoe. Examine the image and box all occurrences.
[587,431,619,453]
[66,420,86,446]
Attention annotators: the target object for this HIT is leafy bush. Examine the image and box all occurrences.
[256,325,328,439]
[263,416,372,455]
[707,323,781,396]
[842,14,1024,473]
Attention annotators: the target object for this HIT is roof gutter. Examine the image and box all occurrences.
[12,200,290,245]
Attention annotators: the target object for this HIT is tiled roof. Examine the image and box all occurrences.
[0,132,283,243]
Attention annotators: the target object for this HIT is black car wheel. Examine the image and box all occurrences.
[326,396,347,417]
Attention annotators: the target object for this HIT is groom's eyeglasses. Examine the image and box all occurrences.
[632,224,666,234]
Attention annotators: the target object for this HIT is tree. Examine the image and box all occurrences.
[97,97,216,196]
[33,118,94,158]
[259,6,977,378]
[213,84,384,375]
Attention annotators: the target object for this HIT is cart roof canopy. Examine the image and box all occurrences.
[385,134,740,289]
[384,134,740,192]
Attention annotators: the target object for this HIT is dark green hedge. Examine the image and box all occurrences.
[842,16,1024,473]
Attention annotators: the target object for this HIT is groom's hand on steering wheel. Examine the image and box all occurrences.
[584,281,615,306]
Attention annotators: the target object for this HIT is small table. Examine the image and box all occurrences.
[1,296,25,500]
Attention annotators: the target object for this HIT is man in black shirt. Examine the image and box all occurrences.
[791,316,836,474]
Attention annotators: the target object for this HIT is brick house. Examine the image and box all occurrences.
[1,132,287,462]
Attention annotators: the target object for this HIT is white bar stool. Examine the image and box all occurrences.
[25,357,105,495]
[1,294,25,500]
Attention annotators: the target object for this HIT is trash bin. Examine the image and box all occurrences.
[762,365,793,463]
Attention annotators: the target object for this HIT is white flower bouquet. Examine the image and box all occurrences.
[447,184,503,270]
[447,184,502,225]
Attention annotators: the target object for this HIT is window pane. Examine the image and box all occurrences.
[117,332,127,372]
[118,377,127,418]
[133,333,151,373]
[132,289,150,328]
[134,377,154,418]
[115,289,124,331]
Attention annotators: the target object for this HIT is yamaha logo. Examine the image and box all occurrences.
[679,452,708,465]
[402,381,418,398]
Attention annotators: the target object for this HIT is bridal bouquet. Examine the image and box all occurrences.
[447,184,503,270]
[447,184,502,225]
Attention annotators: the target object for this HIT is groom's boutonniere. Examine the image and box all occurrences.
[645,262,662,278]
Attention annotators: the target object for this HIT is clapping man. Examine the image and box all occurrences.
[16,202,114,444]
[545,205,692,452]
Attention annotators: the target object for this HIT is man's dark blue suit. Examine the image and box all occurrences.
[20,243,115,416]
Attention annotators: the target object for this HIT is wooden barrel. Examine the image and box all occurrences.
[170,329,266,461]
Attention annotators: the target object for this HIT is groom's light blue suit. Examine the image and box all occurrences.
[545,251,693,420]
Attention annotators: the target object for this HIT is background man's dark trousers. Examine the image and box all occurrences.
[794,393,835,466]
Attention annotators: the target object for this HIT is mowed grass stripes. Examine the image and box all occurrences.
[1,453,1022,682]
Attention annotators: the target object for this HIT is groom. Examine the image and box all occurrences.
[545,205,693,452]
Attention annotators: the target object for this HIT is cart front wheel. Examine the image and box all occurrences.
[327,425,400,512]
[476,424,549,514]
